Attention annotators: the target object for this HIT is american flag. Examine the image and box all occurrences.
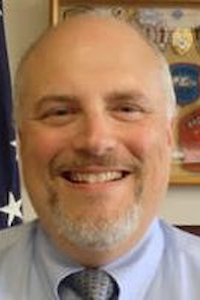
[0,1,22,229]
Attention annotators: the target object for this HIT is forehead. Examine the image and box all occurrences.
[22,16,160,71]
[18,16,163,101]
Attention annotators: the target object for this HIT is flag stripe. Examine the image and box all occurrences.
[0,1,22,229]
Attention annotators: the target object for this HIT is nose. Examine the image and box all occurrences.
[72,113,117,157]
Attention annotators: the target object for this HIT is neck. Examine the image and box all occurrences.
[51,218,154,267]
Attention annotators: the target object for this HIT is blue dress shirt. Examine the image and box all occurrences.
[0,218,200,299]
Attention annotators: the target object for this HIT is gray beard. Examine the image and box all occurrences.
[52,200,143,251]
[48,153,144,251]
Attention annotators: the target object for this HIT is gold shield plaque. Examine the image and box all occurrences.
[171,28,193,55]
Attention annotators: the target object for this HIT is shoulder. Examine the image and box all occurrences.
[148,220,200,297]
[0,220,38,256]
[159,219,200,263]
[0,221,41,297]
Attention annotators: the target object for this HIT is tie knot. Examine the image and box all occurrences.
[65,268,119,300]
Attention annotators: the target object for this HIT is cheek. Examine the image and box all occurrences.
[124,122,172,160]
[19,126,69,167]
[123,125,157,156]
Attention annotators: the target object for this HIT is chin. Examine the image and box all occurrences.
[52,202,143,252]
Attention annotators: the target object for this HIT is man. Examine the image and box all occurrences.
[0,14,200,299]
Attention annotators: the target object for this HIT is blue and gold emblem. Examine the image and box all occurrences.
[170,63,200,105]
[171,28,193,55]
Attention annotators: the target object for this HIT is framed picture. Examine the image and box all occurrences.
[49,0,200,185]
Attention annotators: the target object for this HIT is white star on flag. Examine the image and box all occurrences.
[10,139,19,161]
[10,140,16,148]
[0,192,22,227]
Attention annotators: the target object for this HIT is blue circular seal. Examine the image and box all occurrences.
[170,63,200,105]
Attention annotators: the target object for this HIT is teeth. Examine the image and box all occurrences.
[69,171,123,183]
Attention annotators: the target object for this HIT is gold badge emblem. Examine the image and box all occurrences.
[171,28,193,55]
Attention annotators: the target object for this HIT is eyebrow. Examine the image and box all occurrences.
[105,89,151,105]
[34,94,79,111]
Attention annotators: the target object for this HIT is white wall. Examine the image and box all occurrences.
[3,0,200,225]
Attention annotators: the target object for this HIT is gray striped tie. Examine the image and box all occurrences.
[65,268,119,299]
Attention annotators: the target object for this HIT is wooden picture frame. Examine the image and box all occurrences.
[50,0,200,185]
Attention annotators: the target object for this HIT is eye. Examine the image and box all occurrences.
[42,106,74,117]
[115,104,141,113]
[44,106,73,117]
[37,104,79,126]
[110,102,144,121]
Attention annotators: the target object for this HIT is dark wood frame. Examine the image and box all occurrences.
[177,225,200,236]
[50,0,200,25]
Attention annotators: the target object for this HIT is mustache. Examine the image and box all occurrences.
[50,152,142,174]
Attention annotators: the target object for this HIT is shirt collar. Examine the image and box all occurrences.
[35,218,164,300]
[34,224,83,299]
[104,218,164,299]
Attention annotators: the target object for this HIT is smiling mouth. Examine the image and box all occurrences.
[61,171,129,184]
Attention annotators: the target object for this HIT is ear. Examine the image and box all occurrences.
[17,129,21,140]
[166,117,175,148]
[15,130,21,154]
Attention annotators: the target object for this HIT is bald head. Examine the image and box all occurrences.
[15,14,176,126]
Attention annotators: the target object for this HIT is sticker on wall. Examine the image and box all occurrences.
[141,24,157,43]
[112,6,127,20]
[62,5,94,19]
[133,23,170,52]
[179,108,200,172]
[134,9,163,26]
[155,24,170,51]
[171,28,193,55]
[134,9,170,51]
[194,26,200,52]
[171,9,184,20]
[170,63,200,105]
